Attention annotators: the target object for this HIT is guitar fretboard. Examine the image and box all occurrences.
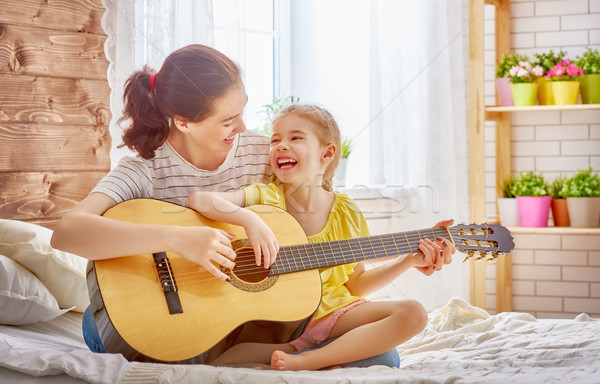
[268,227,453,275]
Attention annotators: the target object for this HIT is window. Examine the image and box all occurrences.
[213,0,290,133]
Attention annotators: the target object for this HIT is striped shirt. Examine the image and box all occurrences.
[92,130,273,206]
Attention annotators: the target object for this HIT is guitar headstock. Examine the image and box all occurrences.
[450,223,515,263]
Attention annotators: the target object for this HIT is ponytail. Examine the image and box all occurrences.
[118,45,242,159]
[118,66,169,159]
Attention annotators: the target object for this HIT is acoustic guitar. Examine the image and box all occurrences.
[87,198,514,364]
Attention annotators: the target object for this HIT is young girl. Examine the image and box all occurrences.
[186,104,456,370]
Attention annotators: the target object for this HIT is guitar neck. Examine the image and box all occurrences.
[269,226,454,275]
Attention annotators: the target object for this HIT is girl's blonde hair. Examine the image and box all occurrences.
[273,104,341,191]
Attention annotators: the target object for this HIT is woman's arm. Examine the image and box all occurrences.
[51,192,237,281]
[186,190,279,268]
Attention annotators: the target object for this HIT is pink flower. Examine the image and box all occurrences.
[566,64,580,77]
[554,66,565,76]
[509,66,519,77]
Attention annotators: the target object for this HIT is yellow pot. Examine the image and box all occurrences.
[537,77,554,105]
[552,81,580,105]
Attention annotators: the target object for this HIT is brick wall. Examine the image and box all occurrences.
[483,0,600,317]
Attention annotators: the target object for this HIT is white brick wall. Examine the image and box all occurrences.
[483,2,600,318]
[486,231,600,318]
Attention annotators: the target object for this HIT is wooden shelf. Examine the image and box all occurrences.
[506,226,600,234]
[486,104,600,112]
[485,104,600,120]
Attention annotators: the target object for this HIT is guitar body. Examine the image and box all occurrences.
[87,199,322,364]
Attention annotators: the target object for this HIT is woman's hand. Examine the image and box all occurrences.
[172,226,237,282]
[243,212,279,269]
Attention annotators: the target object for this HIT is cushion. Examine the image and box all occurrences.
[0,219,89,312]
[0,254,71,325]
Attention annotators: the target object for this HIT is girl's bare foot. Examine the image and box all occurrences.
[271,350,310,371]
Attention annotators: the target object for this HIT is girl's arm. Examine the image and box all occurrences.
[345,238,444,297]
[51,193,237,282]
[186,190,279,268]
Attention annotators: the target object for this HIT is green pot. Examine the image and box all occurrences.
[580,74,600,104]
[511,83,538,106]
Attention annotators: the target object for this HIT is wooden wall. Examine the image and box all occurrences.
[0,0,111,228]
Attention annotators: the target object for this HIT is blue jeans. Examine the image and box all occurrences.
[82,306,399,368]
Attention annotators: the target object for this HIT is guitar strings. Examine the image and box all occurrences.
[164,228,465,285]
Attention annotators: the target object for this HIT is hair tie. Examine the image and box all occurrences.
[150,73,157,89]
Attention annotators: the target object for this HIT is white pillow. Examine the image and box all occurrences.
[0,255,71,325]
[0,219,89,312]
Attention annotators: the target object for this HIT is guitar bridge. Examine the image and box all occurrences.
[153,252,183,314]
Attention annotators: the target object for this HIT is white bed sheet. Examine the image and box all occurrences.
[1,298,599,384]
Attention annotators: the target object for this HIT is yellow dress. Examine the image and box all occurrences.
[244,182,370,320]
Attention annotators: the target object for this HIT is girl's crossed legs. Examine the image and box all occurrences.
[210,299,427,370]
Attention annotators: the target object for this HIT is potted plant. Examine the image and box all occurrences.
[550,177,570,227]
[497,176,520,227]
[255,95,300,135]
[508,61,544,106]
[545,60,584,105]
[575,48,600,104]
[512,171,551,227]
[496,52,529,106]
[532,50,567,105]
[559,167,600,228]
[334,137,353,187]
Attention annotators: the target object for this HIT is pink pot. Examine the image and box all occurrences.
[517,196,552,227]
[496,78,514,106]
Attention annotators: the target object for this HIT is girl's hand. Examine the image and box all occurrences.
[411,219,456,276]
[173,226,237,282]
[243,213,279,269]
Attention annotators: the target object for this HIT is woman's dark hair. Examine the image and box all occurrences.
[118,44,242,159]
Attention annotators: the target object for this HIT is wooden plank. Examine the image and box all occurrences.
[0,0,105,35]
[494,0,513,314]
[0,74,110,124]
[468,0,487,309]
[0,123,110,171]
[0,171,107,221]
[0,23,108,79]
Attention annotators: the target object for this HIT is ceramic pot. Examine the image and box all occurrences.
[550,198,570,227]
[517,196,552,227]
[496,78,513,106]
[511,83,538,106]
[498,198,520,227]
[566,197,600,228]
[552,81,580,105]
[537,77,554,105]
[580,74,600,104]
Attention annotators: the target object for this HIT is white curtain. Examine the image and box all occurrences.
[371,0,470,311]
[101,0,214,166]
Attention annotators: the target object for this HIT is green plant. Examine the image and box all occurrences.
[340,137,353,159]
[533,49,567,74]
[496,52,529,78]
[254,95,300,135]
[559,167,600,197]
[575,48,600,75]
[550,177,566,199]
[502,177,516,198]
[511,171,550,196]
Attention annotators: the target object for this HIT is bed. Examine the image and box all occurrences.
[1,218,599,384]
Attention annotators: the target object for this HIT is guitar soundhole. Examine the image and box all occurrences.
[232,247,270,283]
[226,240,278,292]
